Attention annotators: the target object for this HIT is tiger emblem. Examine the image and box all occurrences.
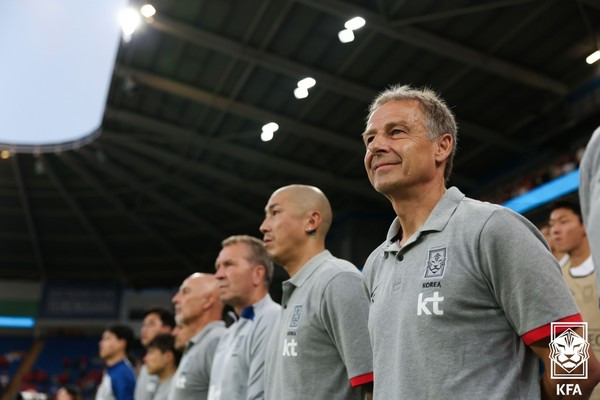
[549,328,590,373]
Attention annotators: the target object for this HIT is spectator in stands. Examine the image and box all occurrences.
[56,385,82,400]
[538,222,569,266]
[171,319,194,352]
[96,324,136,400]
[259,185,373,400]
[580,126,600,301]
[143,334,181,400]
[170,273,225,400]
[208,235,280,400]
[135,308,175,400]
[361,84,600,398]
[550,200,600,399]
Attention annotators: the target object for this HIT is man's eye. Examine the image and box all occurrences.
[391,129,405,135]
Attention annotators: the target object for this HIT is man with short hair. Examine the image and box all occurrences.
[96,324,136,400]
[135,308,175,400]
[361,84,600,399]
[208,235,280,400]
[260,185,373,400]
[170,273,226,400]
[143,334,181,400]
[550,201,600,400]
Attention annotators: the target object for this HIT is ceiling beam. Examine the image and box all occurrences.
[390,0,537,27]
[139,19,525,153]
[42,155,127,283]
[59,152,197,273]
[115,65,363,154]
[147,15,375,101]
[294,0,568,95]
[75,147,225,239]
[11,155,46,280]
[104,109,382,202]
[98,139,262,220]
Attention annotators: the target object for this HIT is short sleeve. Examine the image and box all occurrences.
[477,208,579,340]
[320,270,373,386]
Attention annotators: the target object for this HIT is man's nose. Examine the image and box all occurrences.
[367,132,386,153]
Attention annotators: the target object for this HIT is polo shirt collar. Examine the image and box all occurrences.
[384,187,464,252]
[186,320,224,352]
[240,293,273,320]
[288,250,331,288]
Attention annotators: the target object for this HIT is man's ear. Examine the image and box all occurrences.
[252,265,266,286]
[305,211,322,236]
[434,133,453,164]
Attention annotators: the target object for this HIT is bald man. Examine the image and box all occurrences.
[259,185,373,400]
[170,273,225,400]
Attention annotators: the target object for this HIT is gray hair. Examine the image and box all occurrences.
[221,235,274,284]
[367,84,458,182]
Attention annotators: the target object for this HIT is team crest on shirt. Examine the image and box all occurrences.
[424,247,447,278]
[288,305,303,329]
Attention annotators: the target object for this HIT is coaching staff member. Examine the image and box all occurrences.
[361,84,600,399]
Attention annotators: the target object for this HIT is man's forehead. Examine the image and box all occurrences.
[550,208,576,219]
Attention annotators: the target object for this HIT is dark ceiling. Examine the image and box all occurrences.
[1,0,600,288]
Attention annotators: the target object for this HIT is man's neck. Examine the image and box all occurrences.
[187,314,219,336]
[388,183,447,246]
[233,289,268,315]
[284,244,325,278]
[105,354,125,367]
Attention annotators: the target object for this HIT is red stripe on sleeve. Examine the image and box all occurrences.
[521,314,583,345]
[350,372,373,387]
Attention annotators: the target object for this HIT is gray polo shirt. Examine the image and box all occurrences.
[134,365,158,400]
[208,294,280,400]
[363,187,580,400]
[170,321,226,400]
[152,376,174,400]
[264,250,373,400]
[580,125,600,293]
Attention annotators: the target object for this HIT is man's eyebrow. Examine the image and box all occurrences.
[265,203,280,213]
[361,120,410,139]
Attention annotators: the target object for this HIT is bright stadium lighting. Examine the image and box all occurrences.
[344,16,366,30]
[261,130,274,142]
[262,122,279,133]
[140,4,156,18]
[586,50,600,65]
[119,8,141,41]
[297,77,316,89]
[338,29,355,43]
[294,87,309,99]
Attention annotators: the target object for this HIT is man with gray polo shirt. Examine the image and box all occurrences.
[580,126,600,297]
[362,84,600,399]
[260,184,373,400]
[170,273,225,400]
[208,235,280,400]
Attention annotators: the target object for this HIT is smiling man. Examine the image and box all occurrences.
[361,84,600,399]
[208,235,280,400]
[260,185,373,400]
